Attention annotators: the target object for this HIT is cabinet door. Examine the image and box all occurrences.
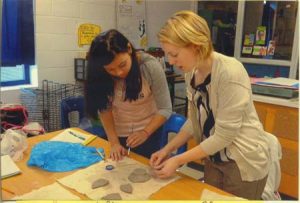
[253,102,268,127]
[254,101,298,198]
[272,108,298,141]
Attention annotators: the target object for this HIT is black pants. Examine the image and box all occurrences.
[103,127,163,159]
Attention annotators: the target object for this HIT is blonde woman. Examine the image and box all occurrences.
[149,10,271,200]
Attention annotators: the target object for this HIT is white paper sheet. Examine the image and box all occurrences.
[13,182,80,200]
[1,155,21,179]
[58,157,180,200]
[263,77,299,86]
[200,188,246,201]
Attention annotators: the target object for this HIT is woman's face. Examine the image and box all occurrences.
[161,42,198,73]
[104,52,132,79]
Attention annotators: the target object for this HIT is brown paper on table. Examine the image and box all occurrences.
[13,182,80,200]
[58,157,180,200]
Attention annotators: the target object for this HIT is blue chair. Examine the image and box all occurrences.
[60,96,85,128]
[161,113,187,155]
[60,96,105,137]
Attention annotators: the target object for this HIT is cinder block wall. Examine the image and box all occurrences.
[36,0,116,85]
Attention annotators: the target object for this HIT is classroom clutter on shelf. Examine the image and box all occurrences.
[250,77,299,99]
[146,47,174,74]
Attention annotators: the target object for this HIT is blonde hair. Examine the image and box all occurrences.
[158,10,213,60]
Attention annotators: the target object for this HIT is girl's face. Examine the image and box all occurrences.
[104,52,132,79]
[161,42,198,73]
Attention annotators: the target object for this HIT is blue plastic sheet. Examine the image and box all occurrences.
[27,141,103,172]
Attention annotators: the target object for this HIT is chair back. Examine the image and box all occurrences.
[60,96,85,128]
[161,113,187,155]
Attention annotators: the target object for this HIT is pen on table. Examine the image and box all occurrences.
[128,124,133,156]
[2,187,15,195]
[127,147,131,156]
[96,149,106,162]
[69,131,85,141]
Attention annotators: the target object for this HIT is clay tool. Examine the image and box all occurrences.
[128,123,134,156]
[96,149,106,162]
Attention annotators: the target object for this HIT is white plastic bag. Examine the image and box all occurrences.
[22,122,45,136]
[1,129,28,161]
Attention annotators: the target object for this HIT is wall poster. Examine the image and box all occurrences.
[116,0,147,49]
[78,23,101,47]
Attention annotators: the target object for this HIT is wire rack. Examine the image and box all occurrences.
[20,80,84,132]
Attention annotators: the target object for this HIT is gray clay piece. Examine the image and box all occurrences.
[120,183,133,194]
[101,193,122,200]
[133,168,147,175]
[91,178,109,189]
[128,168,151,183]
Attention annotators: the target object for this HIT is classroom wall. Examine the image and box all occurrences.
[1,0,194,104]
[146,0,194,47]
[36,0,116,85]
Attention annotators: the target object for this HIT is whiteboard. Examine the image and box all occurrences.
[116,0,147,49]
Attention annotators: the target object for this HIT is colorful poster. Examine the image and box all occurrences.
[242,46,253,54]
[255,26,266,45]
[243,33,255,46]
[253,46,267,56]
[267,40,276,56]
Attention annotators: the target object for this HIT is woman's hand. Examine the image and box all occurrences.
[126,130,149,148]
[153,156,180,179]
[110,143,127,161]
[149,148,170,168]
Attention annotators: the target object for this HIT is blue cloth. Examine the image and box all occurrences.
[27,141,103,172]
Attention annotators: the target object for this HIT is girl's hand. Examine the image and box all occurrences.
[110,143,127,161]
[149,148,170,169]
[153,156,180,179]
[126,130,149,148]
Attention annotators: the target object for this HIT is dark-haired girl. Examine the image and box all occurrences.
[85,29,172,161]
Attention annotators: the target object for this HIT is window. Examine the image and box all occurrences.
[197,1,299,79]
[241,1,298,60]
[198,1,238,56]
[1,0,35,87]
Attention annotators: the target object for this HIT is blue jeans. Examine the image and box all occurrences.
[103,127,163,159]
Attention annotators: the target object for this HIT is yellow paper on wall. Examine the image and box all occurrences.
[78,23,101,47]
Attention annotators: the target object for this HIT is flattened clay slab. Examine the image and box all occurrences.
[101,193,122,200]
[133,168,147,175]
[91,178,109,189]
[128,168,151,183]
[120,183,133,194]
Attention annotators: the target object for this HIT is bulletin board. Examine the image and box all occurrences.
[116,0,147,49]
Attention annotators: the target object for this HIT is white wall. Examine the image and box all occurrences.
[36,0,116,85]
[1,0,194,104]
[147,0,195,47]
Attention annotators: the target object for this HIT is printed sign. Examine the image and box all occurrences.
[78,24,101,47]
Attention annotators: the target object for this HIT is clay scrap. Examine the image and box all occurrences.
[128,168,151,183]
[120,183,133,194]
[91,178,109,189]
[101,193,122,200]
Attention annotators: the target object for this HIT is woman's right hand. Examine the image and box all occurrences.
[149,148,170,169]
[110,143,127,161]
